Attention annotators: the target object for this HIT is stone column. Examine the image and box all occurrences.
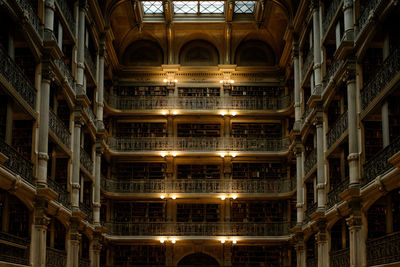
[295,233,306,267]
[293,38,301,125]
[316,220,329,267]
[296,138,304,224]
[342,0,354,40]
[76,0,87,88]
[346,208,366,267]
[57,20,63,49]
[225,23,232,64]
[224,115,231,138]
[90,232,102,267]
[167,23,174,65]
[67,218,81,267]
[311,0,322,93]
[97,40,105,123]
[30,198,50,267]
[223,243,232,266]
[93,141,102,225]
[72,110,83,208]
[381,34,390,148]
[165,243,173,266]
[8,29,15,59]
[315,117,326,209]
[44,0,55,32]
[37,66,53,187]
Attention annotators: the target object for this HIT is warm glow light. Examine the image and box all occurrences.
[220,195,226,200]
[230,80,234,84]
[231,152,237,158]
[160,152,167,157]
[219,153,225,158]
[219,80,224,84]
[160,238,165,243]
[160,195,165,199]
[161,110,168,115]
[171,195,177,200]
[171,238,176,244]
[173,110,178,115]
[172,152,177,157]
[231,111,237,116]
[220,239,226,244]
[220,111,226,116]
[232,239,237,244]
[231,194,237,200]
[163,79,168,83]
[174,79,178,83]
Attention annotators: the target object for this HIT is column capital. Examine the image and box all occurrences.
[79,0,88,11]
[343,0,353,11]
[292,39,299,58]
[343,60,356,82]
[346,215,362,228]
[310,0,319,10]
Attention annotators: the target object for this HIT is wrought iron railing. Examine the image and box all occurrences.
[0,138,34,185]
[84,47,96,77]
[55,0,75,35]
[101,178,294,194]
[326,179,349,209]
[304,149,317,176]
[79,258,90,267]
[80,148,93,174]
[302,50,314,80]
[327,110,348,148]
[322,0,342,34]
[361,46,400,110]
[54,59,75,92]
[14,0,43,39]
[49,110,71,148]
[105,222,291,236]
[0,232,30,265]
[0,44,37,108]
[304,202,317,223]
[47,178,71,209]
[357,0,383,35]
[324,59,343,85]
[106,95,293,111]
[367,231,400,266]
[107,137,290,152]
[330,248,350,267]
[84,106,96,124]
[46,247,67,267]
[79,202,93,223]
[363,135,400,185]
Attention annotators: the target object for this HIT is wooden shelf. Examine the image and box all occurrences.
[177,123,221,137]
[116,122,167,138]
[232,162,286,179]
[178,87,220,97]
[113,86,167,96]
[231,201,285,222]
[177,203,220,222]
[231,86,285,97]
[177,164,221,179]
[231,123,281,138]
[232,245,282,266]
[113,202,165,222]
[113,162,166,180]
[113,245,166,266]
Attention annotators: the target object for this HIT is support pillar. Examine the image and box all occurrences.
[67,218,81,267]
[90,232,102,267]
[72,111,83,208]
[222,243,232,266]
[44,0,55,32]
[342,0,354,41]
[295,233,306,267]
[30,198,50,267]
[315,117,325,209]
[57,19,63,49]
[311,0,322,93]
[224,23,232,64]
[167,23,174,65]
[381,34,391,148]
[76,0,87,89]
[296,138,304,224]
[8,29,15,59]
[316,220,329,267]
[97,39,105,124]
[293,38,301,126]
[93,141,102,225]
[346,206,366,267]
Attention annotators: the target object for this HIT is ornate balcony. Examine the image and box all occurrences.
[105,222,291,236]
[363,136,400,185]
[357,0,384,38]
[322,0,342,34]
[84,106,96,124]
[46,247,67,267]
[330,248,349,267]
[79,202,93,223]
[361,46,400,111]
[55,0,75,36]
[54,59,75,93]
[304,202,317,224]
[0,138,34,185]
[101,178,294,194]
[304,149,317,176]
[301,50,314,81]
[326,179,349,209]
[13,0,43,40]
[0,45,37,109]
[0,232,30,266]
[367,231,400,266]
[84,47,96,78]
[324,59,343,88]
[107,137,290,153]
[326,110,348,149]
[80,148,93,174]
[49,110,71,149]
[105,95,292,111]
[47,178,71,209]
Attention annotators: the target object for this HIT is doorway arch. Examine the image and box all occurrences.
[178,253,219,266]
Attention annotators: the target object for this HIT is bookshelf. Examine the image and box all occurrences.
[114,202,165,222]
[232,163,286,179]
[12,120,32,160]
[113,162,166,180]
[364,121,383,161]
[231,86,285,97]
[177,123,221,137]
[113,86,167,96]
[231,123,281,138]
[232,246,282,266]
[231,201,285,222]
[113,245,166,266]
[177,204,220,222]
[177,165,221,179]
[178,87,220,97]
[116,122,167,138]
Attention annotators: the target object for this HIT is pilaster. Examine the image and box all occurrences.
[316,219,329,267]
[30,197,51,267]
[67,218,81,267]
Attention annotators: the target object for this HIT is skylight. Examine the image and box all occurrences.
[234,1,256,14]
[142,1,163,14]
[174,1,225,14]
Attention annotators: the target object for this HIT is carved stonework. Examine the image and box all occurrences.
[346,215,362,227]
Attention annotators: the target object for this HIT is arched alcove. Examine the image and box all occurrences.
[178,253,220,266]
[121,40,164,66]
[179,40,219,66]
[235,40,275,66]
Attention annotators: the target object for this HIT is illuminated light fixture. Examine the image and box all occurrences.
[160,238,166,243]
[160,195,165,199]
[220,195,226,200]
[163,78,178,86]
[163,79,168,83]
[231,194,237,200]
[220,239,226,244]
[172,152,177,157]
[161,110,168,115]
[219,80,224,84]
[231,111,237,116]
[174,79,178,83]
[230,80,234,84]
[230,152,237,158]
[171,195,177,200]
[219,153,225,158]
[220,79,234,86]
[160,152,167,158]
[171,238,176,244]
[220,111,226,116]
[232,239,237,244]
[173,110,178,115]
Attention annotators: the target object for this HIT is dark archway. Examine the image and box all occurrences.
[178,253,219,266]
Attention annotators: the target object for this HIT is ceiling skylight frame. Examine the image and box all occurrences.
[233,1,256,14]
[173,1,225,15]
[142,1,164,15]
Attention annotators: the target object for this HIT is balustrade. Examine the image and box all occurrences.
[322,0,342,34]
[107,137,290,152]
[0,232,29,265]
[326,179,349,209]
[324,59,343,85]
[357,0,383,35]
[84,106,96,124]
[84,47,96,78]
[0,139,34,185]
[304,202,317,223]
[56,0,75,35]
[327,110,348,148]
[79,202,93,223]
[49,110,71,148]
[363,136,400,185]
[304,149,317,176]
[54,59,75,93]
[330,248,350,267]
[80,147,94,174]
[101,178,294,194]
[301,50,314,80]
[361,46,400,110]
[367,231,400,266]
[14,0,43,39]
[0,45,37,108]
[105,222,290,236]
[47,178,71,209]
[46,247,67,267]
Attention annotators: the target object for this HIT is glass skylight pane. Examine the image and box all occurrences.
[199,1,224,14]
[234,1,255,14]
[142,1,163,14]
[174,1,198,13]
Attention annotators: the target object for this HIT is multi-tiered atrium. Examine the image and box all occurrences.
[0,0,399,266]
